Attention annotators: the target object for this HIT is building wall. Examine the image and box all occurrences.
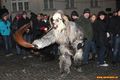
[116,0,120,9]
[1,0,11,12]
[2,0,116,17]
[0,0,1,8]
[29,0,116,15]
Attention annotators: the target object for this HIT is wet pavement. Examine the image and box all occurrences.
[0,49,120,80]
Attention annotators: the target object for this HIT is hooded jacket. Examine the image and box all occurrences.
[0,19,11,36]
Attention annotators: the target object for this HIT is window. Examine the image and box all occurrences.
[44,0,54,10]
[44,0,48,9]
[12,2,17,12]
[91,0,98,8]
[18,2,23,11]
[66,0,75,9]
[5,0,7,2]
[11,0,29,12]
[24,2,29,11]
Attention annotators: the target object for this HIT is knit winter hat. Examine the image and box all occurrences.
[98,11,106,16]
[1,12,9,18]
[83,8,90,14]
[71,11,79,17]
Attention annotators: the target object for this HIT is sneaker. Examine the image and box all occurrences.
[99,63,109,67]
[22,56,27,59]
[104,61,106,63]
[28,55,33,58]
[5,53,13,57]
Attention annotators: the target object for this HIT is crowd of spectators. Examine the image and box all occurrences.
[70,8,120,66]
[0,6,120,66]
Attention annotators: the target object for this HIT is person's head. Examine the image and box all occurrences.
[2,5,6,9]
[83,8,91,19]
[43,14,48,20]
[117,9,120,16]
[15,14,21,20]
[1,12,9,21]
[71,11,79,21]
[37,13,44,20]
[113,10,118,16]
[90,14,97,22]
[22,11,27,18]
[52,12,62,28]
[52,10,69,29]
[98,11,106,20]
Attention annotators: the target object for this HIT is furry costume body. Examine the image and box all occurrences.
[32,11,84,74]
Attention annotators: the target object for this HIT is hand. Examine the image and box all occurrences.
[33,44,39,49]
[106,32,110,38]
[116,34,119,37]
[44,28,48,32]
[26,29,30,33]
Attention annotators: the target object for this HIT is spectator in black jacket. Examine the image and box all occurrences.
[73,8,96,64]
[12,13,22,55]
[70,10,79,21]
[111,9,120,64]
[90,14,97,60]
[31,13,45,40]
[17,11,30,29]
[94,11,109,67]
[16,11,31,58]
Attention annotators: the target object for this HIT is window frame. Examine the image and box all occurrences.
[65,0,75,9]
[43,0,54,10]
[11,0,29,12]
[90,0,99,8]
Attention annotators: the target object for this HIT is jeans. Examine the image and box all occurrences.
[97,45,106,64]
[2,35,12,53]
[83,40,96,63]
[15,34,31,55]
[16,44,21,55]
[112,36,120,62]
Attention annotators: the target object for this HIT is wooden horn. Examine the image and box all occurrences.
[13,23,34,48]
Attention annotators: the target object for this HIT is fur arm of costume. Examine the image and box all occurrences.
[32,29,56,49]
[68,21,84,43]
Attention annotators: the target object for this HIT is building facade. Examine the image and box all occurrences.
[1,0,116,17]
[0,0,2,8]
[116,0,120,9]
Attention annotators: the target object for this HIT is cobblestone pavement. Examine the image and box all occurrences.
[0,50,120,80]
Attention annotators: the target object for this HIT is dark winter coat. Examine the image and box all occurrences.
[93,19,107,47]
[17,16,31,34]
[75,15,93,41]
[12,16,21,33]
[91,21,98,42]
[17,17,30,29]
[32,19,43,32]
[115,16,120,36]
[108,16,118,36]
